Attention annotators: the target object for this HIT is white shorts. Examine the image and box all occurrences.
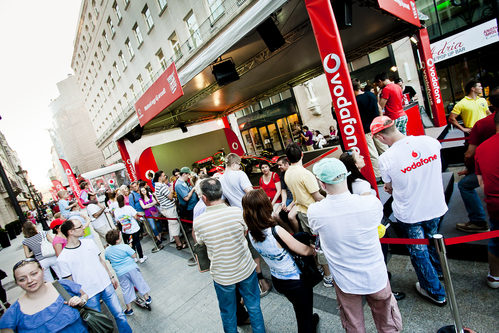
[160,206,180,239]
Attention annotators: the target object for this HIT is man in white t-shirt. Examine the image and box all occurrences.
[372,116,448,306]
[308,158,402,332]
[58,218,132,333]
[86,193,112,246]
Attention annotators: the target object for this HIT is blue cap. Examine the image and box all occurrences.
[312,158,350,184]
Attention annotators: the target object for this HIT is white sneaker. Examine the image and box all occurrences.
[487,274,499,289]
[134,257,138,263]
[139,256,148,263]
[323,275,333,288]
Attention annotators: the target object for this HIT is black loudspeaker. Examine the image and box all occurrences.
[212,59,239,86]
[124,125,143,143]
[256,17,285,52]
[179,123,188,133]
[331,0,352,29]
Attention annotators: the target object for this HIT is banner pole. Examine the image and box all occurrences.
[177,217,197,266]
[433,234,464,333]
[141,216,162,253]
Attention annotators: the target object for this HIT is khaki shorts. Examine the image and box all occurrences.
[160,207,180,240]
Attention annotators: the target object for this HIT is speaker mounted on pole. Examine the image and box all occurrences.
[212,58,239,86]
[256,17,285,52]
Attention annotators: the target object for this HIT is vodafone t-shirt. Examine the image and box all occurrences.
[379,136,448,223]
[380,83,405,120]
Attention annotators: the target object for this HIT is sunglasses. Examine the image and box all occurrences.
[13,258,37,271]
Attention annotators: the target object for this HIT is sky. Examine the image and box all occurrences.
[0,1,82,189]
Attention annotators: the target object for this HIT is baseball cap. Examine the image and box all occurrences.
[180,166,191,174]
[370,116,394,135]
[50,218,64,230]
[312,158,350,184]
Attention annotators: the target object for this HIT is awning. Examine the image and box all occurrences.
[81,163,126,180]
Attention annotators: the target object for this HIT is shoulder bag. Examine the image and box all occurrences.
[40,232,56,258]
[192,243,210,273]
[53,281,114,333]
[271,226,323,287]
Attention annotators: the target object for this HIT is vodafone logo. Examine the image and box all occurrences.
[401,154,437,173]
[65,169,72,175]
[411,150,421,159]
[232,142,239,150]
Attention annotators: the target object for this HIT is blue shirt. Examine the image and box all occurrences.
[58,199,71,218]
[105,243,138,276]
[128,191,144,212]
[175,179,198,210]
[0,280,87,333]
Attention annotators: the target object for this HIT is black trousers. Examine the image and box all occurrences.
[126,231,144,258]
[272,276,314,333]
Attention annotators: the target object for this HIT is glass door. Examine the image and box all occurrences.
[241,130,257,155]
[258,126,273,152]
[267,123,283,153]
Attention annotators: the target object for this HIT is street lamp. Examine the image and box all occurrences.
[16,168,49,230]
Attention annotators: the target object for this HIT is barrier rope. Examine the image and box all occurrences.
[438,137,468,143]
[146,215,193,224]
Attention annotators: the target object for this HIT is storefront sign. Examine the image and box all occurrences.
[134,63,184,127]
[417,28,447,127]
[59,159,84,208]
[305,0,377,191]
[431,19,498,63]
[377,0,420,27]
[116,139,138,182]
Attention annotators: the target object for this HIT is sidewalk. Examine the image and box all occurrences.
[1,229,497,332]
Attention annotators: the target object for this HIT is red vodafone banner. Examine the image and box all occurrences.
[116,139,138,182]
[416,28,447,127]
[304,0,377,191]
[377,0,420,27]
[59,159,84,208]
[134,63,184,127]
[51,180,65,193]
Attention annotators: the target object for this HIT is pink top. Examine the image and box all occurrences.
[52,235,67,250]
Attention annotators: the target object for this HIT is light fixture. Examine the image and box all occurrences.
[410,36,418,45]
[390,66,398,72]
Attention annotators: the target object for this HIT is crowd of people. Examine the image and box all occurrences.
[0,79,497,333]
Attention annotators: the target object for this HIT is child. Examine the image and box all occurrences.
[104,229,152,315]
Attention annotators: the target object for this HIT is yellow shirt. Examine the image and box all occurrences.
[284,165,320,214]
[451,96,488,128]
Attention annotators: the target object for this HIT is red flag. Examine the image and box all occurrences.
[116,139,138,182]
[51,180,65,193]
[59,159,84,208]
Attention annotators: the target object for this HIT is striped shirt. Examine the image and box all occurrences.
[155,182,176,210]
[193,203,256,285]
[22,231,48,261]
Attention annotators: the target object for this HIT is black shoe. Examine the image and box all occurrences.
[393,291,406,301]
[237,317,250,326]
[312,313,320,331]
[415,282,447,306]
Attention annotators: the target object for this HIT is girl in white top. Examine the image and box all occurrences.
[339,150,376,196]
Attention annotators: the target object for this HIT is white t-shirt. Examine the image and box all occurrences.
[351,178,376,196]
[113,205,140,234]
[57,239,111,298]
[308,192,387,294]
[86,203,108,229]
[220,169,253,209]
[379,136,448,223]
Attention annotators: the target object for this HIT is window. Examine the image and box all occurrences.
[142,5,154,31]
[123,0,130,8]
[132,23,143,45]
[169,32,182,60]
[125,38,134,58]
[145,63,154,81]
[118,51,127,69]
[113,61,121,77]
[97,42,105,59]
[112,1,122,22]
[117,101,122,110]
[93,3,99,18]
[107,17,115,36]
[157,0,167,11]
[185,11,202,50]
[156,48,167,70]
[129,84,135,96]
[102,30,110,48]
[207,0,224,23]
[137,74,144,89]
[123,93,128,103]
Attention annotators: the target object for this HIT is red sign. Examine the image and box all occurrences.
[416,28,447,127]
[304,0,377,191]
[51,180,65,193]
[59,159,84,208]
[134,148,158,190]
[378,0,420,27]
[134,63,184,126]
[116,139,138,182]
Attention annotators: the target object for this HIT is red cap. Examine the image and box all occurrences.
[50,218,64,230]
[370,116,394,135]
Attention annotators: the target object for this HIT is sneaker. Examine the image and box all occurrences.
[393,291,406,301]
[259,278,271,298]
[145,296,152,305]
[487,274,499,289]
[124,309,134,316]
[323,275,333,288]
[415,282,446,306]
[187,257,197,266]
[139,256,148,263]
[312,313,320,329]
[456,221,489,233]
[134,257,138,263]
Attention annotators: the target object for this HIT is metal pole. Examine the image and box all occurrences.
[141,216,161,253]
[177,217,197,266]
[433,234,464,333]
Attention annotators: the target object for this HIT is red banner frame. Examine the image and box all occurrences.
[116,139,138,182]
[304,0,377,191]
[59,159,84,208]
[377,0,420,28]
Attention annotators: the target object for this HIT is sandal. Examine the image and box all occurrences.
[176,243,188,250]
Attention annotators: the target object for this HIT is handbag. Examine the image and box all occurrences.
[192,243,210,273]
[271,226,323,287]
[40,232,56,258]
[53,281,114,333]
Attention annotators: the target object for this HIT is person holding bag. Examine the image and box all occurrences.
[242,189,319,333]
[21,222,58,281]
[0,258,88,332]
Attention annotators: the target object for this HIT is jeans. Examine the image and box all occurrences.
[397,218,446,300]
[125,231,143,258]
[86,283,132,333]
[458,173,487,223]
[272,276,314,333]
[146,217,160,236]
[213,271,265,333]
[489,218,499,257]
